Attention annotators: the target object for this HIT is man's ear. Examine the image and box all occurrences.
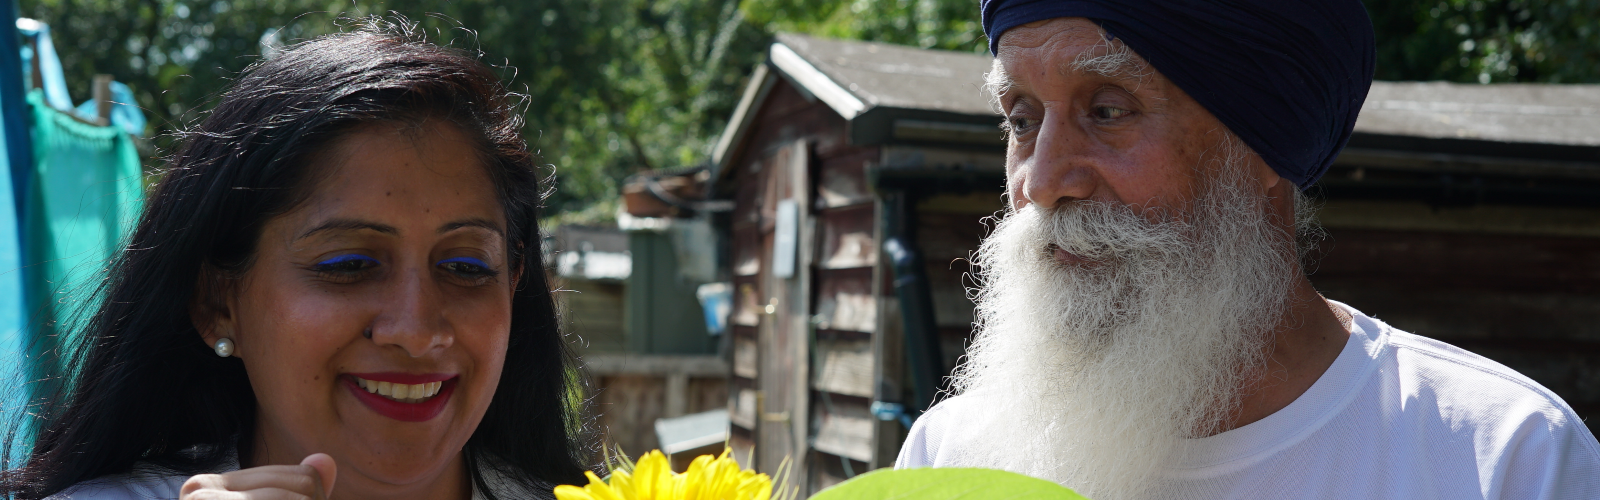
[1241,152,1300,235]
[1250,152,1282,192]
[189,266,239,355]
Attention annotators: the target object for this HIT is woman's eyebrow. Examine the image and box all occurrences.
[297,218,399,240]
[438,218,505,237]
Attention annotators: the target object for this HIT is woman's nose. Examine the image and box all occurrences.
[368,267,454,357]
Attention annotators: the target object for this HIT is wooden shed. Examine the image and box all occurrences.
[706,33,1600,494]
[707,33,1004,493]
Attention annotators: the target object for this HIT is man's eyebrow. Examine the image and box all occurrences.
[438,218,505,237]
[297,218,398,240]
[1064,39,1152,85]
[983,58,1019,113]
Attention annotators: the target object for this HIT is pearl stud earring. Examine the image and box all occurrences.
[213,338,235,357]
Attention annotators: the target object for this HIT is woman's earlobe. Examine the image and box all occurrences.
[190,299,220,346]
[190,267,240,357]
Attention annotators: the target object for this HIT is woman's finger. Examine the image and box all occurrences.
[229,488,327,500]
[180,473,227,495]
[180,465,324,498]
[299,453,337,498]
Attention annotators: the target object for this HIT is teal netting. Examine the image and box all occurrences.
[16,87,142,422]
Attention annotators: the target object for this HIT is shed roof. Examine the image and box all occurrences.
[760,33,1600,146]
[771,32,995,119]
[712,34,1600,183]
[1356,81,1600,147]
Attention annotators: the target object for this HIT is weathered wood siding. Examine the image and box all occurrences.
[556,280,625,352]
[591,374,730,457]
[584,354,730,459]
[1311,225,1600,435]
[722,78,887,494]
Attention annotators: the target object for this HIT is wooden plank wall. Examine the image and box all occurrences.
[1310,226,1600,436]
[804,110,905,492]
[724,78,882,495]
[914,193,1005,381]
[591,374,730,457]
[554,279,626,352]
[721,82,1011,492]
[583,355,730,459]
[810,201,879,490]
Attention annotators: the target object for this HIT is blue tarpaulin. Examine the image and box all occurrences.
[0,61,26,470]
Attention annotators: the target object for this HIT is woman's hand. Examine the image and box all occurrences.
[180,453,337,499]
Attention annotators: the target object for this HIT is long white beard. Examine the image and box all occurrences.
[947,152,1300,500]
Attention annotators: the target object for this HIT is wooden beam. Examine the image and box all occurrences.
[1334,147,1600,180]
[92,74,112,126]
[583,354,728,377]
[1316,200,1600,238]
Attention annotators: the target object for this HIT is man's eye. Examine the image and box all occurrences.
[1008,116,1037,131]
[1094,106,1132,120]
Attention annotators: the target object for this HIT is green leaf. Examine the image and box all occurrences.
[810,468,1091,500]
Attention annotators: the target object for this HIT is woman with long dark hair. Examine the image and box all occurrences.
[1,17,592,499]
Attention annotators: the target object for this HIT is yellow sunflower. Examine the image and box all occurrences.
[554,448,790,500]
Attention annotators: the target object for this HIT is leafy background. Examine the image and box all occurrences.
[22,0,1600,221]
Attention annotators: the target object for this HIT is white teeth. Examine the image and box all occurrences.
[353,377,445,402]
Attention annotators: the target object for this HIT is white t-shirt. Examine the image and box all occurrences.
[48,451,551,499]
[897,302,1600,499]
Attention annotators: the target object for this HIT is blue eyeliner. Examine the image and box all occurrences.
[316,254,379,266]
[438,256,490,268]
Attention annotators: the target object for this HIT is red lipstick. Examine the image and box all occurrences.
[344,373,457,422]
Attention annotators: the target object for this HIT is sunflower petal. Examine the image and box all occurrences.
[554,485,596,500]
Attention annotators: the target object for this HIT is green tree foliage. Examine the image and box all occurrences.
[25,1,346,145]
[20,0,1600,220]
[21,0,765,216]
[1365,0,1600,83]
[743,0,984,53]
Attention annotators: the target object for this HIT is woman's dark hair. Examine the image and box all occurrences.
[1,17,592,498]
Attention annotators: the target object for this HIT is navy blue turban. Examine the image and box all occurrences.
[981,0,1375,189]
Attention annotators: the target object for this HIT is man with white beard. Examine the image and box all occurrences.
[894,1,1600,499]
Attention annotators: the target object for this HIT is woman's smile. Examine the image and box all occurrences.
[345,374,459,422]
[351,375,447,402]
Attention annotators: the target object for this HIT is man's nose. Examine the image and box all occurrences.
[1012,113,1098,210]
[369,267,454,357]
